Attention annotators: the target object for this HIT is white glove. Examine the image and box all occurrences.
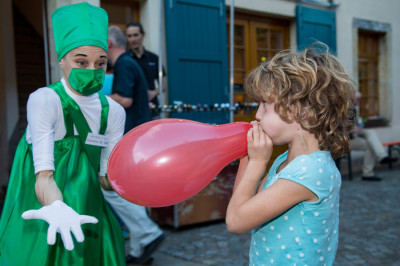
[22,200,98,251]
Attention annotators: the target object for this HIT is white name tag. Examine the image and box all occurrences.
[85,133,109,148]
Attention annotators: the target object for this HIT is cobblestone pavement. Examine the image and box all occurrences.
[141,167,400,266]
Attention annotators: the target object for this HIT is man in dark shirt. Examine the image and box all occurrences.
[126,21,167,119]
[108,26,150,133]
[106,26,165,265]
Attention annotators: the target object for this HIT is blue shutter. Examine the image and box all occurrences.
[296,5,337,53]
[164,0,229,124]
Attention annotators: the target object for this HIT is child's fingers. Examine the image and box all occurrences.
[247,127,254,144]
[250,120,258,127]
[258,123,266,144]
[252,123,260,143]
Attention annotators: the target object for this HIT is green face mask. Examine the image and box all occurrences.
[68,68,105,96]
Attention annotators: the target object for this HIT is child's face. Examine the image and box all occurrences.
[255,101,298,145]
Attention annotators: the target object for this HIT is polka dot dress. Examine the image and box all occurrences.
[249,151,341,266]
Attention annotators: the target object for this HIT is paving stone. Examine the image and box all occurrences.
[139,167,400,265]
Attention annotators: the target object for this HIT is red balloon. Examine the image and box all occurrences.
[107,119,252,207]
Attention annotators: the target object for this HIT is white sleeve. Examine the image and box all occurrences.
[99,97,126,176]
[27,88,60,174]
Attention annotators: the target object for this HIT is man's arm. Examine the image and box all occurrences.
[109,93,133,108]
[111,57,137,108]
[148,73,166,101]
[35,170,63,205]
[162,77,167,93]
[148,89,159,101]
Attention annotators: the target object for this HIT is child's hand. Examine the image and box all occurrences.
[247,121,273,164]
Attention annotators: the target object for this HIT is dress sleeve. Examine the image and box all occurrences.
[99,97,126,176]
[276,155,332,203]
[27,88,60,174]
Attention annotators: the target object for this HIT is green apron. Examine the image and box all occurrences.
[0,82,125,266]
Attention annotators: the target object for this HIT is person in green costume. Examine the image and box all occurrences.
[0,2,126,265]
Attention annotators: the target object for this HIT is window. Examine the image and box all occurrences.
[358,31,380,118]
[227,14,289,122]
[101,0,140,29]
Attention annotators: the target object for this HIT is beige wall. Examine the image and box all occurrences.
[140,0,163,55]
[138,0,167,106]
[0,0,19,186]
[227,0,295,17]
[335,0,400,141]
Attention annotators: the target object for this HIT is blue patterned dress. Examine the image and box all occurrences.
[250,151,341,266]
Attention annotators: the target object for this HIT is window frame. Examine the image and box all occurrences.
[226,13,290,122]
[358,30,381,118]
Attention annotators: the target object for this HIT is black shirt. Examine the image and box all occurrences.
[112,52,150,133]
[130,49,166,113]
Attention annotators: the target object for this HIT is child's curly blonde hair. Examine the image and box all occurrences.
[245,44,356,158]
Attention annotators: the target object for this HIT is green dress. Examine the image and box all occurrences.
[0,82,126,265]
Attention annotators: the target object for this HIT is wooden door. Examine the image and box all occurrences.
[101,0,140,29]
[227,15,289,122]
[358,31,380,117]
[227,14,290,170]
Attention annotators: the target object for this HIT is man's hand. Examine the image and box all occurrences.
[354,125,364,137]
[109,93,133,108]
[100,175,113,191]
[148,89,159,101]
[22,200,98,251]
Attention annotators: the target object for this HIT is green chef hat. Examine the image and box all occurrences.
[52,2,108,61]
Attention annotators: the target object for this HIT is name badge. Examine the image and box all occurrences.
[85,133,109,148]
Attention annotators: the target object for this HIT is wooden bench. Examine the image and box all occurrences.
[335,151,353,180]
[336,141,400,180]
[382,141,400,169]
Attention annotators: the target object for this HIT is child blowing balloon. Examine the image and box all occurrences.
[226,44,355,265]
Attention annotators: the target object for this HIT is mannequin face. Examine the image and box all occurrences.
[59,46,107,95]
[126,26,144,50]
[60,46,107,79]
